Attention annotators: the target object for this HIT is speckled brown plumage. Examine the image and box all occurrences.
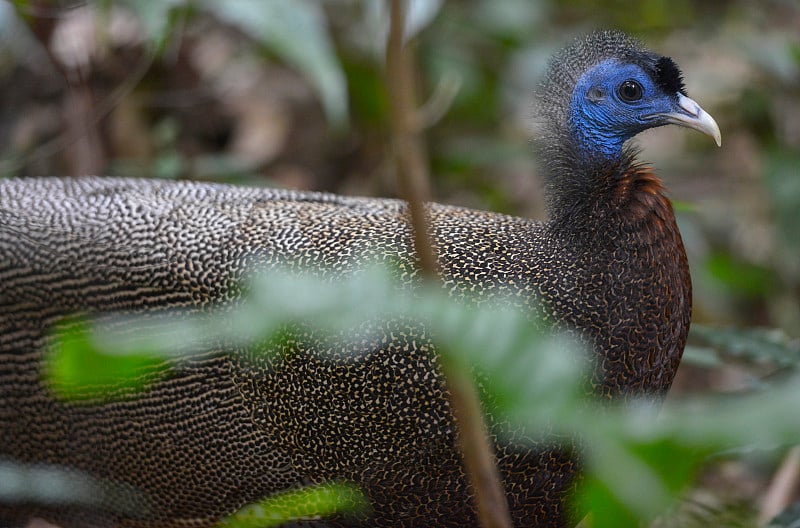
[0,31,698,528]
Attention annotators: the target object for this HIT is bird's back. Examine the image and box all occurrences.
[1,176,583,527]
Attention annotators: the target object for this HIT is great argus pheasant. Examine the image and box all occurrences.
[0,31,721,527]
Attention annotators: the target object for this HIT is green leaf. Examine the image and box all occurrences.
[343,58,389,125]
[0,460,144,513]
[43,266,800,527]
[627,438,703,496]
[690,324,800,368]
[46,319,169,401]
[705,251,778,298]
[681,345,723,368]
[577,471,643,528]
[671,199,697,213]
[218,482,368,528]
[766,149,800,253]
[577,434,684,527]
[203,0,348,127]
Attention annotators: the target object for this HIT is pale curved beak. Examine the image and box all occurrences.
[651,93,722,147]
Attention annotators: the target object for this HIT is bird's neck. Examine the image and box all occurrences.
[607,164,680,245]
[542,154,691,398]
[617,165,671,215]
[544,149,679,246]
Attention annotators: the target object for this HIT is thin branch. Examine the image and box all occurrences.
[385,0,436,275]
[759,445,800,526]
[385,2,513,527]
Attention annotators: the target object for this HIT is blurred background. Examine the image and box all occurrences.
[1,0,799,524]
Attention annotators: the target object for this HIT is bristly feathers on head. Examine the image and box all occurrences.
[534,31,686,226]
[654,56,686,96]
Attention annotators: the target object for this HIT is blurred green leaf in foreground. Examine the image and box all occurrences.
[45,265,800,527]
[218,482,368,528]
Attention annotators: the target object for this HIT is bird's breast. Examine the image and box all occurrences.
[538,168,692,399]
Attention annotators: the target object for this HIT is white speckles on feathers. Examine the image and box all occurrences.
[0,172,690,527]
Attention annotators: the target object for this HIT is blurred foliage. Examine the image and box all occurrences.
[217,482,368,528]
[770,501,800,528]
[42,265,800,527]
[196,0,349,126]
[690,325,800,371]
[0,459,143,514]
[47,317,170,401]
[2,0,800,525]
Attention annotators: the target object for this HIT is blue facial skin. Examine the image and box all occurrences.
[569,59,678,159]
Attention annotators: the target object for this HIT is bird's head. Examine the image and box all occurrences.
[569,55,721,158]
[540,31,721,162]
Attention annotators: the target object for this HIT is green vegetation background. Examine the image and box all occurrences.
[2,0,800,526]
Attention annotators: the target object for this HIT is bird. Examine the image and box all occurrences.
[0,31,720,527]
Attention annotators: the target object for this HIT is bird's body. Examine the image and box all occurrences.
[0,32,718,527]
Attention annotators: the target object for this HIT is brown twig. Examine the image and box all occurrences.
[385,2,513,527]
[385,0,437,275]
[759,445,800,526]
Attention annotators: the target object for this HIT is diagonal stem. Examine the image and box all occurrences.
[385,2,513,527]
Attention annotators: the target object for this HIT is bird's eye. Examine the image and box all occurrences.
[618,80,643,102]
